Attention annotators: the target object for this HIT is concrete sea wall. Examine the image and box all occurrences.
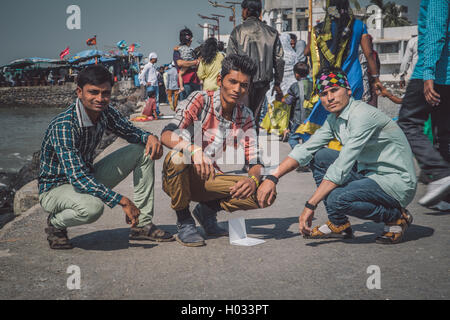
[0,80,137,108]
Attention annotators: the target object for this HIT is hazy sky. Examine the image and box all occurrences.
[0,0,420,67]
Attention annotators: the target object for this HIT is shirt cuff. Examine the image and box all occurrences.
[288,146,313,167]
[422,70,435,82]
[141,132,151,145]
[323,165,346,186]
[104,191,123,208]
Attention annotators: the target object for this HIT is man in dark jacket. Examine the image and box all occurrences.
[227,0,285,133]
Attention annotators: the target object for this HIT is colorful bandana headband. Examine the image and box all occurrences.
[316,71,351,94]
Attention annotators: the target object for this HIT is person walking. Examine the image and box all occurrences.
[139,52,161,116]
[227,0,285,134]
[165,62,180,111]
[398,0,450,209]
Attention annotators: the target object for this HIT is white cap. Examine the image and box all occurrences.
[149,52,158,60]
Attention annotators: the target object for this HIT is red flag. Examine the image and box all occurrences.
[128,44,135,53]
[86,35,97,46]
[59,47,70,60]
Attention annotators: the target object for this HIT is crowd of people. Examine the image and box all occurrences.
[37,0,449,251]
[0,68,72,87]
[0,55,140,88]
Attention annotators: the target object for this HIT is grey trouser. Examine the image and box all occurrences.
[39,144,155,229]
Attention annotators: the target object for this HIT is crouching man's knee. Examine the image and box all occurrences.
[77,198,105,224]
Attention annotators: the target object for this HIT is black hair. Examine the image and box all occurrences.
[289,33,297,42]
[241,0,262,18]
[221,54,257,80]
[76,65,113,89]
[293,62,309,78]
[179,27,193,45]
[329,0,350,13]
[192,45,202,59]
[201,38,219,64]
[217,41,225,52]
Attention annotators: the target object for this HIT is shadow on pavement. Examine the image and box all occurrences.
[71,228,163,251]
[304,222,435,247]
[423,210,450,216]
[245,217,300,240]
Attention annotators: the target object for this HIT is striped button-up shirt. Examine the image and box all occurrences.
[163,90,260,169]
[38,99,151,208]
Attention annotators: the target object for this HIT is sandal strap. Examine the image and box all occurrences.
[384,225,403,233]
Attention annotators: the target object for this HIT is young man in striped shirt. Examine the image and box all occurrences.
[39,65,173,250]
[161,54,272,247]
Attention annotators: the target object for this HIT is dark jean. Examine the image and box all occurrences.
[288,124,303,149]
[310,148,403,226]
[398,79,450,181]
[180,83,201,101]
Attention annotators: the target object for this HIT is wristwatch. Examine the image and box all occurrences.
[305,201,318,211]
[265,175,279,185]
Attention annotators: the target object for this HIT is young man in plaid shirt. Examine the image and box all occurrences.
[39,65,173,250]
[161,54,274,247]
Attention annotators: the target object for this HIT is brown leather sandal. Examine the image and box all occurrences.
[376,209,413,245]
[304,221,354,239]
[130,223,174,242]
[45,226,73,250]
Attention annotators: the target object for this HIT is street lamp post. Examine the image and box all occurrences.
[198,13,224,41]
[208,0,241,28]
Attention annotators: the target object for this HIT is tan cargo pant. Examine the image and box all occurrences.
[162,151,271,212]
[167,89,180,111]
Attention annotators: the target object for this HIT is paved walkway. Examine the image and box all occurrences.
[0,103,448,300]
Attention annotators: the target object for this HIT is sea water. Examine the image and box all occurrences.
[0,106,64,173]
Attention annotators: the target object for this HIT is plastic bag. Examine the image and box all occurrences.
[260,100,291,136]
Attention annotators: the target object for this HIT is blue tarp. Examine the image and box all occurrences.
[68,50,105,63]
[2,57,65,68]
[81,56,117,66]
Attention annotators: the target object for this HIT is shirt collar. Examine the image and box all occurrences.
[336,97,355,121]
[214,89,242,122]
[76,98,94,128]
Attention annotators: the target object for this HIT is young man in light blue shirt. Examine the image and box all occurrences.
[257,68,416,245]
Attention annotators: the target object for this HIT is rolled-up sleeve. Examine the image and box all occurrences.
[288,118,335,167]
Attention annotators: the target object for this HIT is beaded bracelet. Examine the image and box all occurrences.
[250,175,260,188]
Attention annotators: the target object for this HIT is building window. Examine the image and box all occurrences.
[378,43,400,54]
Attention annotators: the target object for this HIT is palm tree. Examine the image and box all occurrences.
[369,0,411,27]
[349,0,361,11]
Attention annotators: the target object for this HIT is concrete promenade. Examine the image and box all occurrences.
[0,102,448,300]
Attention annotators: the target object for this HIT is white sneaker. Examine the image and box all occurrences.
[418,176,450,207]
[428,201,450,212]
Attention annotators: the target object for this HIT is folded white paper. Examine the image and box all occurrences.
[229,217,265,247]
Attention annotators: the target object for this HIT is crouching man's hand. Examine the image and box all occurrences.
[119,196,141,227]
[230,177,257,200]
[145,134,164,160]
[299,207,314,236]
[257,180,277,208]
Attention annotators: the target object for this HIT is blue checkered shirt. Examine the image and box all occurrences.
[38,101,151,208]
